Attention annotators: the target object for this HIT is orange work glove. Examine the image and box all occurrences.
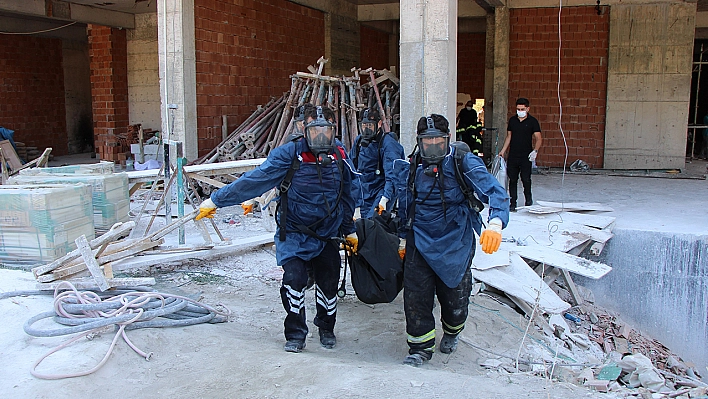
[398,238,406,260]
[344,232,359,255]
[375,196,389,215]
[479,218,503,254]
[241,200,255,215]
[196,198,217,221]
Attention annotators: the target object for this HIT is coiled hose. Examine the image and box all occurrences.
[18,281,231,380]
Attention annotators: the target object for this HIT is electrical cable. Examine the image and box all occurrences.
[557,0,570,210]
[21,281,231,380]
[0,21,77,35]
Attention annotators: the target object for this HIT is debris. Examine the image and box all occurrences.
[597,363,622,381]
[583,379,609,392]
[589,312,599,324]
[564,312,582,323]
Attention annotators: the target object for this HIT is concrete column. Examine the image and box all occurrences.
[604,3,695,169]
[157,0,198,160]
[400,0,458,153]
[483,13,495,132]
[491,6,509,154]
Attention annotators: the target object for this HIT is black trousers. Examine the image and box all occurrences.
[280,241,341,342]
[507,156,533,206]
[403,234,474,356]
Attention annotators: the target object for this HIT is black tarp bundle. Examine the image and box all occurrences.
[348,214,403,304]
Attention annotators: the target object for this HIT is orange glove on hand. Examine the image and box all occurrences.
[375,196,389,215]
[196,198,217,221]
[479,218,503,254]
[241,200,255,215]
[398,238,406,260]
[344,233,359,255]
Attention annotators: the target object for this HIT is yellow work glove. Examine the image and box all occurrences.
[398,238,406,260]
[479,218,503,254]
[196,198,217,221]
[241,199,255,215]
[344,232,359,255]
[375,196,389,215]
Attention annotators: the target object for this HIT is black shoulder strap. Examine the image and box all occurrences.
[278,153,301,241]
[451,144,485,213]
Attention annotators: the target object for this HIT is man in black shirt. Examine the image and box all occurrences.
[499,98,542,211]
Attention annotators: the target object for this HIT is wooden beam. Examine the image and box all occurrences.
[75,235,109,291]
[186,172,226,188]
[36,277,156,290]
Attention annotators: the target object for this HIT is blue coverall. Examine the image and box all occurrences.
[392,145,509,358]
[211,138,356,342]
[349,131,405,218]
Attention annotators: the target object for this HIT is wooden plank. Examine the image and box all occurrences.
[126,158,264,184]
[0,147,8,184]
[560,269,583,306]
[500,242,612,279]
[129,182,143,196]
[75,235,109,291]
[498,217,591,252]
[95,238,163,264]
[186,172,226,188]
[508,294,555,336]
[0,140,22,170]
[8,147,52,176]
[36,277,156,290]
[32,221,136,277]
[472,253,570,314]
[472,245,510,270]
[535,201,614,212]
[527,211,616,230]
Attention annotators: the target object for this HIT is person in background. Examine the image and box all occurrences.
[456,100,483,155]
[349,108,405,218]
[498,97,542,212]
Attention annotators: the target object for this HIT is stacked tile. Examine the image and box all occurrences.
[0,184,94,263]
[9,171,130,230]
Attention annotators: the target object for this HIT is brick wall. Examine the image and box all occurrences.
[509,7,609,168]
[360,25,389,70]
[88,25,129,163]
[458,32,486,100]
[0,36,67,156]
[194,0,325,156]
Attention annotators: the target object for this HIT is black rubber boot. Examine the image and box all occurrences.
[319,329,336,349]
[440,333,459,354]
[403,351,432,367]
[284,340,306,353]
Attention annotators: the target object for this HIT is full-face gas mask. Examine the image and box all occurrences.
[305,106,336,162]
[417,116,449,166]
[358,109,380,146]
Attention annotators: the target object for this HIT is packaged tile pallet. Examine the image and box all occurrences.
[19,160,116,175]
[8,172,130,230]
[0,184,95,264]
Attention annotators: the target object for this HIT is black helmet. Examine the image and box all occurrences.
[358,108,380,145]
[417,115,450,165]
[305,106,337,156]
[293,104,312,136]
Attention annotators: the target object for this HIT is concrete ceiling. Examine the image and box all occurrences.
[67,0,156,14]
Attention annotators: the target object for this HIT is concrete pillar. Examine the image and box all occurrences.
[491,6,509,155]
[157,0,198,160]
[389,21,399,72]
[483,13,495,133]
[324,3,359,76]
[604,3,695,169]
[399,0,458,153]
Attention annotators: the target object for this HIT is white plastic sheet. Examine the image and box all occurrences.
[491,155,508,191]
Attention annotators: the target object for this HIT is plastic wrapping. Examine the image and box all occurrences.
[19,161,116,175]
[0,184,94,263]
[491,155,508,191]
[8,172,130,230]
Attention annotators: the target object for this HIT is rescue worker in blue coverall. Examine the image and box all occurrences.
[196,105,358,353]
[393,114,510,366]
[349,108,405,218]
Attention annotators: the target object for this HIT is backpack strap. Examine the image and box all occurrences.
[278,152,301,242]
[450,142,485,213]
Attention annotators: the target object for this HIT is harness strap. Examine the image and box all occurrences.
[278,154,301,242]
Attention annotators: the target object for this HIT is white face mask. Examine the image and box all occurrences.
[517,110,527,118]
[466,106,472,111]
